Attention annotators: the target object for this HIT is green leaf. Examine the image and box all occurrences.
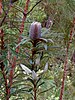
[37,81,45,88]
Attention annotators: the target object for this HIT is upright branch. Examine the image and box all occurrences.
[1,0,31,99]
[9,0,30,91]
[0,29,10,100]
[33,80,37,100]
[59,17,75,100]
[16,0,30,53]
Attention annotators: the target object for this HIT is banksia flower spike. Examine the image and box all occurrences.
[29,22,42,40]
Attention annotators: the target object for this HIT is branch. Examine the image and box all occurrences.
[0,62,10,100]
[16,0,30,53]
[0,29,10,100]
[59,17,75,100]
[0,4,12,27]
[9,0,42,17]
[27,0,42,15]
[9,0,30,88]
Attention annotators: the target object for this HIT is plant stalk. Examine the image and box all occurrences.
[34,81,37,100]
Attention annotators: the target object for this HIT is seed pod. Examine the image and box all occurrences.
[29,22,42,40]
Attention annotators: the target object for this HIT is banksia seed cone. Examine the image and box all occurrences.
[29,22,42,40]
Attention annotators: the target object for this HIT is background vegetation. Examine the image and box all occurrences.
[0,0,75,100]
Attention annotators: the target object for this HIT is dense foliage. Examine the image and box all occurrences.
[0,0,75,100]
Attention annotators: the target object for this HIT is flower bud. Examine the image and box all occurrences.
[46,17,53,29]
[29,22,42,40]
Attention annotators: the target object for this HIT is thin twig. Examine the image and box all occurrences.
[0,4,12,27]
[27,0,43,15]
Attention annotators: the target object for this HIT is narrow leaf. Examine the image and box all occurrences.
[43,62,48,72]
[32,70,38,80]
[20,64,32,75]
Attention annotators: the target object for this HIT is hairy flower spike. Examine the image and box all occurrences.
[29,22,42,40]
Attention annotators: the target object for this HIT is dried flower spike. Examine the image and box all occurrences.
[29,22,42,40]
